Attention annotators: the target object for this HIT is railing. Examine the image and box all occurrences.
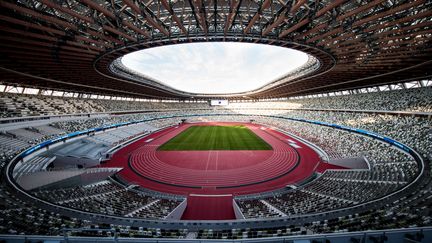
[0,112,105,124]
[0,226,431,242]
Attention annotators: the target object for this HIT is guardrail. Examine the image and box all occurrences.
[0,226,431,242]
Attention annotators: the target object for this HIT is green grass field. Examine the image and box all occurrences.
[158,125,272,151]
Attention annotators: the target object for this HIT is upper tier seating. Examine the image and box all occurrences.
[0,93,105,117]
[1,86,431,118]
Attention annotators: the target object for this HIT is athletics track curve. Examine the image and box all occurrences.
[103,122,328,196]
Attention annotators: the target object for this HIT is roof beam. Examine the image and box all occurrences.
[278,18,309,38]
[79,0,116,19]
[0,14,64,35]
[244,0,272,34]
[103,25,137,42]
[224,0,241,35]
[279,0,347,38]
[315,0,347,18]
[39,0,94,24]
[0,1,78,30]
[337,0,386,22]
[160,0,188,34]
[352,0,426,28]
[122,0,170,36]
[262,9,287,35]
[189,0,208,34]
[290,0,308,13]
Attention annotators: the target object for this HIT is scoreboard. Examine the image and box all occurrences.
[210,100,229,106]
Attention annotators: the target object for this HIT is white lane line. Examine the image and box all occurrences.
[290,143,302,149]
[215,151,219,171]
[205,151,212,171]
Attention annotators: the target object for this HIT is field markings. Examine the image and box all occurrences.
[287,139,302,149]
[215,151,219,170]
[290,143,302,149]
[205,151,212,171]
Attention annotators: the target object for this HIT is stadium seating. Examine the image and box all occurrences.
[88,123,154,145]
[236,199,282,218]
[1,86,431,118]
[33,180,183,220]
[0,93,105,117]
[0,87,431,239]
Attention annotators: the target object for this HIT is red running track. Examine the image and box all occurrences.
[101,122,347,220]
[103,122,327,196]
[130,123,298,188]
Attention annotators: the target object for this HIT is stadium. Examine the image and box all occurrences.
[0,0,432,242]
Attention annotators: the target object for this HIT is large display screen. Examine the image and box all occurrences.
[210,100,229,106]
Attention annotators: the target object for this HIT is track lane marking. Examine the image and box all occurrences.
[205,151,212,171]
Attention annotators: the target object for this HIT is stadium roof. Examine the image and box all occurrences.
[0,0,431,100]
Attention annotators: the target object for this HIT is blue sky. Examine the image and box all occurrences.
[121,42,308,94]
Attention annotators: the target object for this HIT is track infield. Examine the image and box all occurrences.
[157,125,272,151]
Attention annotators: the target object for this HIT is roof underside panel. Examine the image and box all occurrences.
[0,0,431,99]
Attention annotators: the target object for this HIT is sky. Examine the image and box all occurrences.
[121,42,309,94]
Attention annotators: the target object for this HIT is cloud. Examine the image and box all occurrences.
[121,42,308,94]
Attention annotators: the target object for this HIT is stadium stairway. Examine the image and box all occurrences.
[181,194,236,220]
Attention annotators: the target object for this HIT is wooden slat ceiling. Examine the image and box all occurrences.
[0,0,431,99]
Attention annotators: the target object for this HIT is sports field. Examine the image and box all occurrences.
[158,125,272,151]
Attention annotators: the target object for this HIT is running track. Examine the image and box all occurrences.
[103,122,331,196]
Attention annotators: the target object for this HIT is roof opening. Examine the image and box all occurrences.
[121,42,309,94]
